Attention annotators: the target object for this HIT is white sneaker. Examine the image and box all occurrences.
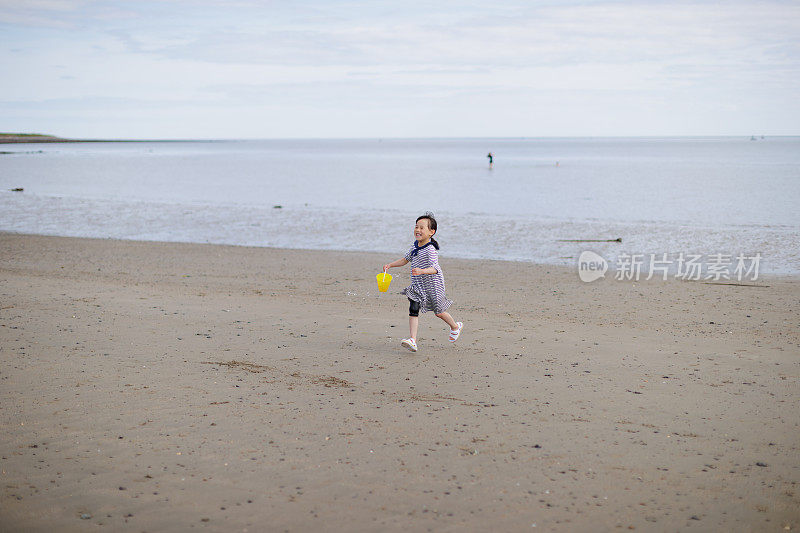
[401,338,418,352]
[449,322,463,343]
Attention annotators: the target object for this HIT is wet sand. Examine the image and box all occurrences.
[1,233,798,532]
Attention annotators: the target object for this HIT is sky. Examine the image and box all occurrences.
[1,0,799,139]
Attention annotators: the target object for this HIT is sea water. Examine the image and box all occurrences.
[1,137,798,275]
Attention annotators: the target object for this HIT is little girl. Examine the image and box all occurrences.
[383,212,463,352]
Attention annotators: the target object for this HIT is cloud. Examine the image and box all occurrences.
[0,0,132,29]
[1,0,798,137]
[4,1,799,72]
[79,1,796,72]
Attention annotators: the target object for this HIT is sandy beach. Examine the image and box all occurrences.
[1,232,798,532]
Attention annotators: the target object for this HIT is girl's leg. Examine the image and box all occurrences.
[435,311,458,330]
[407,298,421,341]
[409,316,419,340]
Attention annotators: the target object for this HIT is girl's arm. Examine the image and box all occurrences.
[411,266,437,275]
[383,258,409,271]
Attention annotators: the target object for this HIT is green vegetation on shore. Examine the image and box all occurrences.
[0,133,213,144]
[0,133,69,143]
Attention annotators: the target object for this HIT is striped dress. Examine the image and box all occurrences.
[401,241,453,314]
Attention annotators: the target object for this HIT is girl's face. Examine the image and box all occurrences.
[414,218,435,243]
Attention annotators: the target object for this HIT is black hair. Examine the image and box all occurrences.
[416,212,440,249]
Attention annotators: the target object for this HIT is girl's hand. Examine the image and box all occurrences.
[383,264,391,271]
[411,267,423,276]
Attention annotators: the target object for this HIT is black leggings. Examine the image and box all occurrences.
[408,298,420,317]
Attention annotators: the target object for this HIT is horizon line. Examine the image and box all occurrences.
[2,133,796,144]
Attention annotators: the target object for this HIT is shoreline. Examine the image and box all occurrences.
[0,134,218,144]
[1,230,797,282]
[0,138,217,144]
[1,233,798,531]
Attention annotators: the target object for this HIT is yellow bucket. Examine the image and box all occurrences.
[376,271,392,292]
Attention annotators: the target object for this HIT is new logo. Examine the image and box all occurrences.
[578,251,608,282]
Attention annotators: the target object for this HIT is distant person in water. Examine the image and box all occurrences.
[487,152,493,168]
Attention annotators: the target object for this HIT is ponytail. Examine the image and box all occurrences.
[430,237,440,250]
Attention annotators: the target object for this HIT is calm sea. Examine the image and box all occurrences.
[1,137,798,275]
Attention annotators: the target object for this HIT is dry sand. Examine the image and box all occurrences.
[1,233,798,532]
